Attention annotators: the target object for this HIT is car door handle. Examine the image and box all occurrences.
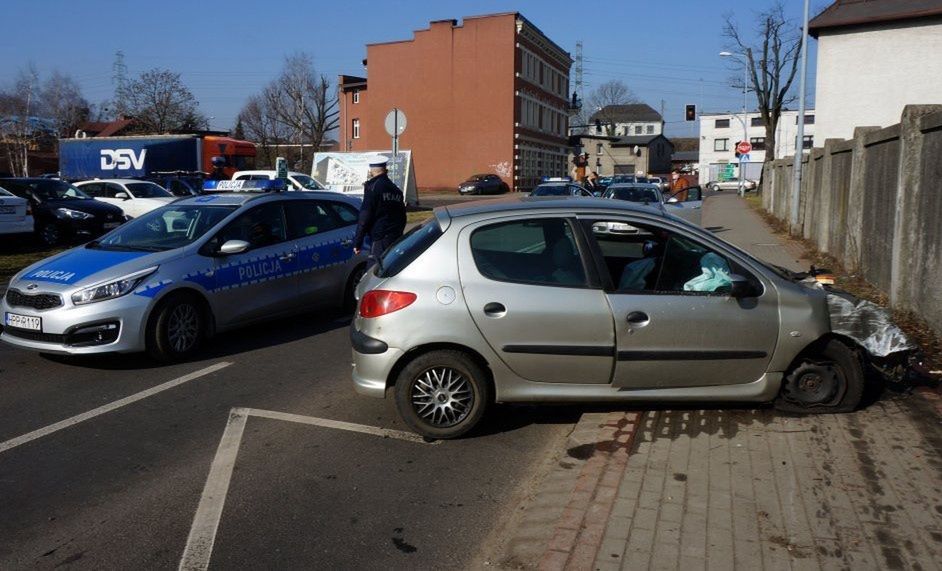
[483,302,507,318]
[626,311,650,326]
[341,239,353,248]
[279,252,296,262]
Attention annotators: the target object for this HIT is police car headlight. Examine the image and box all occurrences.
[71,267,158,306]
[56,208,94,220]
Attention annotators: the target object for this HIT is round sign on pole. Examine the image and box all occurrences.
[384,109,407,137]
[736,140,752,155]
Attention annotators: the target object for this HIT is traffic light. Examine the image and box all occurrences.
[685,104,696,122]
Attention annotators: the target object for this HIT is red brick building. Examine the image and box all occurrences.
[338,13,572,192]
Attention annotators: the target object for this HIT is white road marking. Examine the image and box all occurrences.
[178,407,435,570]
[0,361,233,455]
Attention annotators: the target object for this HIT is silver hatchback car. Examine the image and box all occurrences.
[351,196,870,439]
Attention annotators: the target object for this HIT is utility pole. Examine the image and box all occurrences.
[575,41,584,125]
[791,0,811,229]
[111,51,129,118]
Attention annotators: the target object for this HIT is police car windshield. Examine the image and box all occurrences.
[91,204,237,252]
[607,187,660,203]
[126,182,173,199]
[292,175,324,190]
[531,184,571,196]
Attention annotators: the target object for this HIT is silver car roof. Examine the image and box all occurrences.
[173,191,359,208]
[440,195,668,220]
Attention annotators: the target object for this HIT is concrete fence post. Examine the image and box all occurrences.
[843,126,880,270]
[890,105,942,308]
[816,142,837,253]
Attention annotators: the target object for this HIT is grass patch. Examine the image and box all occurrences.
[744,196,941,372]
[0,246,65,281]
[406,210,434,224]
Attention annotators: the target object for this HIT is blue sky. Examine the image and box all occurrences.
[1,0,820,138]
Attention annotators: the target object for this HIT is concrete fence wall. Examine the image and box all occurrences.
[761,104,942,335]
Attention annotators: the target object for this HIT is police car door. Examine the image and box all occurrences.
[209,201,299,326]
[285,198,356,307]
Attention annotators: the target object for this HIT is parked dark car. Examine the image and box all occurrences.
[143,173,204,197]
[458,174,509,195]
[0,178,127,246]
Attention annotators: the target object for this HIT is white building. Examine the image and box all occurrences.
[810,0,942,144]
[697,109,815,184]
[587,104,664,137]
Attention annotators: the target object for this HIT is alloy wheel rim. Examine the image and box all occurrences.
[411,367,474,427]
[42,225,59,244]
[167,303,199,353]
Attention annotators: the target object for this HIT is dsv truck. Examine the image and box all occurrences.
[59,134,256,180]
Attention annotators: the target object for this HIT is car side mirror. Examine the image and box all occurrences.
[115,192,130,200]
[667,197,679,204]
[218,239,250,255]
[729,274,757,298]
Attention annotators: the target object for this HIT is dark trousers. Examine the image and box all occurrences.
[370,235,397,259]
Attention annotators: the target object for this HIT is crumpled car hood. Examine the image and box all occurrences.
[826,289,915,357]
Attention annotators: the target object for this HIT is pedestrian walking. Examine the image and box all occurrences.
[669,169,690,202]
[354,155,407,258]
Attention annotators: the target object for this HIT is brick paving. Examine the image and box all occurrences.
[496,194,942,571]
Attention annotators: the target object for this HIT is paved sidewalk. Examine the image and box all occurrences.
[496,194,942,571]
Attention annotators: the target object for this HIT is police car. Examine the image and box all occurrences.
[0,180,368,361]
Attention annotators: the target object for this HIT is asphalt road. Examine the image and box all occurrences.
[0,308,579,569]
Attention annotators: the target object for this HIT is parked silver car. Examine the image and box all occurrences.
[2,190,367,361]
[351,196,867,438]
[604,183,703,226]
[707,178,757,192]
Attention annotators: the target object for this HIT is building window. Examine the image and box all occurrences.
[750,137,766,151]
[634,125,642,134]
[352,119,360,139]
[352,89,360,104]
[803,135,814,149]
[646,124,654,134]
[796,114,815,125]
[750,117,764,127]
[714,119,730,128]
[596,143,603,155]
[714,138,729,152]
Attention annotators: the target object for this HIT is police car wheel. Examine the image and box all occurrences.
[344,264,368,312]
[147,294,205,362]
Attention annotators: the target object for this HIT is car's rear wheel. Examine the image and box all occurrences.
[711,184,721,192]
[343,263,367,312]
[147,293,206,362]
[394,350,490,439]
[774,338,864,414]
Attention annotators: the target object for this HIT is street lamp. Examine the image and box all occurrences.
[720,51,749,197]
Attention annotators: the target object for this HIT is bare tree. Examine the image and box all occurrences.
[587,80,639,135]
[724,2,803,162]
[245,53,339,171]
[236,95,291,168]
[40,71,91,138]
[0,66,49,176]
[124,69,208,133]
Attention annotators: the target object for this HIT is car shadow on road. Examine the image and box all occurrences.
[39,308,353,371]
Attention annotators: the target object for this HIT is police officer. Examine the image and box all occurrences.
[354,155,406,257]
[208,156,228,181]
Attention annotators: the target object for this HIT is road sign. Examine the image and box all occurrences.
[736,141,752,155]
[384,109,407,137]
[275,156,288,180]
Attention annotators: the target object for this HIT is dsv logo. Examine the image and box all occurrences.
[100,149,147,170]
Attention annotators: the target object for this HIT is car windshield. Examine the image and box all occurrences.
[607,187,660,203]
[126,182,173,199]
[4,179,90,201]
[0,186,12,197]
[90,205,237,252]
[292,174,324,190]
[530,184,570,196]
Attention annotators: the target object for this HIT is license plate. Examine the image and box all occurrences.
[5,312,41,331]
[0,206,14,214]
[103,222,121,229]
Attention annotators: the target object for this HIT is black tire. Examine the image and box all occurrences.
[774,338,864,414]
[343,263,367,312]
[394,350,491,439]
[146,293,206,363]
[38,223,61,246]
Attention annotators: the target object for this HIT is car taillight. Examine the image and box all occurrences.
[359,290,417,318]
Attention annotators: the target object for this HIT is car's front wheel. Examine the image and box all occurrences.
[147,293,206,362]
[394,350,490,439]
[774,338,864,414]
[711,184,721,192]
[38,223,62,246]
